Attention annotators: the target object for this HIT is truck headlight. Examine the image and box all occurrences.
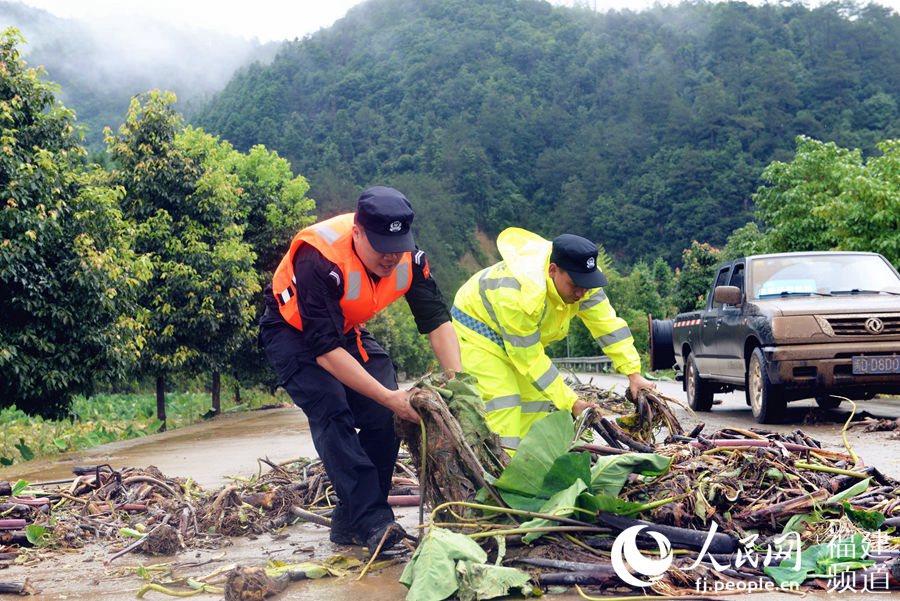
[771,316,822,341]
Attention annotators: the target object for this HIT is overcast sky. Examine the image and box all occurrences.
[13,0,899,43]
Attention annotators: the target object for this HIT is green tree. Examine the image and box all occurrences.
[753,136,900,268]
[105,91,258,427]
[0,28,149,416]
[672,241,721,313]
[722,221,764,261]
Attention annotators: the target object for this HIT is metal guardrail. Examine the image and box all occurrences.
[552,355,613,373]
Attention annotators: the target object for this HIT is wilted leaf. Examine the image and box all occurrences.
[456,561,534,601]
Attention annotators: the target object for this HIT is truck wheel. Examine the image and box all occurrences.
[686,354,714,411]
[748,347,785,424]
[815,395,842,410]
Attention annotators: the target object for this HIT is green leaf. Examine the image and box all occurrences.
[15,438,34,461]
[540,452,592,496]
[764,534,874,586]
[841,502,885,531]
[0,458,12,466]
[25,524,47,546]
[12,479,29,496]
[493,411,574,497]
[52,437,69,451]
[495,491,546,514]
[520,479,587,543]
[589,452,672,497]
[400,528,487,601]
[782,512,819,536]
[578,491,649,516]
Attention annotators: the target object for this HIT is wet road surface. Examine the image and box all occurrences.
[2,376,897,600]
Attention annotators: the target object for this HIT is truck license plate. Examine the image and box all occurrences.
[852,355,900,375]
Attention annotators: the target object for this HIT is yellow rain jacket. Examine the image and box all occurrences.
[452,227,641,450]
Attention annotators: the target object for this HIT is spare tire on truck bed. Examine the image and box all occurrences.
[648,315,675,372]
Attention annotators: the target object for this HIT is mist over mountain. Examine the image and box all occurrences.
[1,1,282,148]
[194,0,900,274]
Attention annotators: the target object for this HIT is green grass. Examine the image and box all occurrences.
[0,388,289,468]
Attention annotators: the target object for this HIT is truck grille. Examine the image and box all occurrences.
[821,314,900,336]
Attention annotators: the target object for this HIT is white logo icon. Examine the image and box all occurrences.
[389,220,403,233]
[586,257,596,269]
[865,317,884,335]
[611,525,673,587]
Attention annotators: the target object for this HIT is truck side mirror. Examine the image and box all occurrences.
[714,285,742,306]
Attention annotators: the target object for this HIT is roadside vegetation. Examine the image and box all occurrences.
[0,386,288,467]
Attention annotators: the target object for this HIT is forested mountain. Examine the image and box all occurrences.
[0,1,281,148]
[197,0,900,284]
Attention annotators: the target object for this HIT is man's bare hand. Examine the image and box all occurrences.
[386,389,421,424]
[572,398,599,417]
[627,372,656,401]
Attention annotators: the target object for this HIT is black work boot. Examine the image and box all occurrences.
[365,521,406,555]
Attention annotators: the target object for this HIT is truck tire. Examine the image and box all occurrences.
[648,316,675,371]
[748,347,785,424]
[686,354,714,411]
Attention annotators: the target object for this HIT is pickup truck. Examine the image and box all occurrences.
[649,251,900,423]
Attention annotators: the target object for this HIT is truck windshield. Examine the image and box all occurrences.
[750,254,900,299]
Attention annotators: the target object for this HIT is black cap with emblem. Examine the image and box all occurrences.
[355,186,416,253]
[550,234,608,289]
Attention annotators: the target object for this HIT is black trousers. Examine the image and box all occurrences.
[260,321,399,538]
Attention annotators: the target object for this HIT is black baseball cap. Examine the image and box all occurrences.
[550,234,608,289]
[355,186,416,253]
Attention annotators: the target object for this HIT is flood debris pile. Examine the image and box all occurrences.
[0,454,423,565]
[396,380,900,600]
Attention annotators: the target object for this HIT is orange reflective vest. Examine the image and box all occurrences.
[272,214,413,335]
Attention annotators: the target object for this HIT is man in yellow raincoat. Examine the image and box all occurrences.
[452,228,655,451]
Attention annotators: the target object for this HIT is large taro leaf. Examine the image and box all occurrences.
[456,561,534,601]
[764,534,874,587]
[499,450,592,510]
[590,452,672,497]
[541,451,592,493]
[401,528,488,601]
[493,411,574,497]
[520,479,588,543]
